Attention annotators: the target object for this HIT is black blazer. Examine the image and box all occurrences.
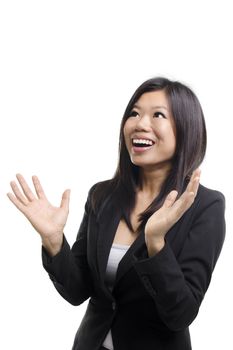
[42,183,225,350]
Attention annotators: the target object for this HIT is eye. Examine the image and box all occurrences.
[154,112,166,119]
[129,110,139,117]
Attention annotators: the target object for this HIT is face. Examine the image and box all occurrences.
[123,89,176,171]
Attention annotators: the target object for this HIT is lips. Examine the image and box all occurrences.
[132,138,155,145]
[131,142,154,153]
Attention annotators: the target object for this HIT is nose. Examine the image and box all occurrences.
[135,114,152,131]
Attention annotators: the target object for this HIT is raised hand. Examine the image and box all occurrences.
[7,174,71,256]
[145,169,201,256]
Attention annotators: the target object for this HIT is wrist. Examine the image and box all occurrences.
[146,236,165,257]
[42,235,63,257]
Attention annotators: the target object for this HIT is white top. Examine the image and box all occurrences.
[102,243,130,350]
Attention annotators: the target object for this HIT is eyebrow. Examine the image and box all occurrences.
[133,104,168,110]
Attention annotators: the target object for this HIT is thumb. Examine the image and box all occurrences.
[163,190,178,208]
[60,189,71,210]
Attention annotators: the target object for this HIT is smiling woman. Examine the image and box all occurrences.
[7,77,225,350]
[123,90,176,170]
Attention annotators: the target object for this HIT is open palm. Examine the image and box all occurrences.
[7,174,70,241]
[145,169,201,240]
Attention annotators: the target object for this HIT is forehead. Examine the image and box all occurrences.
[134,90,169,110]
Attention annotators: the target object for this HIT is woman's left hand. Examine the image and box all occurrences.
[145,169,201,255]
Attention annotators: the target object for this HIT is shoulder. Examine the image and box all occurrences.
[86,179,116,215]
[197,184,225,206]
[87,179,113,197]
[192,184,225,219]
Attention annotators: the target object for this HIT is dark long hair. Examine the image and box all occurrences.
[91,77,207,235]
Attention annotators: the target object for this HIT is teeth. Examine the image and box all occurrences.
[132,138,154,146]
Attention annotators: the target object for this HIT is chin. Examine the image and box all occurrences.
[131,159,157,168]
[130,157,173,170]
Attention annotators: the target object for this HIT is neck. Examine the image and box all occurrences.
[137,163,171,198]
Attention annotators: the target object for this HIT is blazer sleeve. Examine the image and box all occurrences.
[41,185,95,306]
[133,189,226,331]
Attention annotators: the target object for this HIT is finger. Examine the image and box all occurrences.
[188,168,201,183]
[32,175,47,199]
[186,178,199,197]
[7,192,27,213]
[16,174,36,201]
[186,169,201,196]
[163,190,178,208]
[10,181,29,205]
[172,190,196,219]
[167,170,201,223]
[60,189,71,211]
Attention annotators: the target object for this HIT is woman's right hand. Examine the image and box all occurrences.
[7,174,71,256]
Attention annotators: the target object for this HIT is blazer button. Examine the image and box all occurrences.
[112,301,116,310]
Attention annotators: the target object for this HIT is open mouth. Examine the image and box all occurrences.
[132,138,155,148]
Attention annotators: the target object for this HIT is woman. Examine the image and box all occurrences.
[7,77,225,350]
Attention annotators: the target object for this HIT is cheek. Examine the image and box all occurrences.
[160,121,175,136]
[169,130,176,153]
[170,125,177,147]
[166,128,176,150]
[168,125,176,141]
[156,124,176,148]
[123,120,131,140]
[169,120,177,145]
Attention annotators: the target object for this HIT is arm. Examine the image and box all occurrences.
[133,191,225,331]
[7,173,94,306]
[42,190,94,305]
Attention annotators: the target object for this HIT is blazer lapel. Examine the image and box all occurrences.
[114,229,145,285]
[96,201,122,288]
[96,200,146,289]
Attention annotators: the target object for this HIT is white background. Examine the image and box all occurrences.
[0,0,232,349]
